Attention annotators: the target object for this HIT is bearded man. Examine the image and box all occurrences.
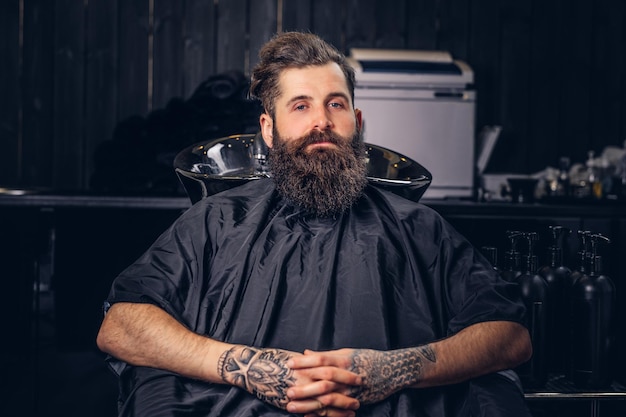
[97,32,532,417]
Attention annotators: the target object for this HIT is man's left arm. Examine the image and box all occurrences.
[286,320,531,409]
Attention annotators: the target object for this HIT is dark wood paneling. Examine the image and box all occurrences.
[118,0,150,120]
[437,0,470,59]
[556,0,594,165]
[344,0,376,51]
[0,0,20,186]
[405,0,438,50]
[528,0,561,171]
[53,0,86,190]
[4,0,626,192]
[468,0,502,145]
[373,0,406,49]
[182,0,218,98]
[497,2,533,173]
[249,0,278,73]
[215,0,248,73]
[153,0,184,109]
[312,0,346,51]
[22,0,55,188]
[282,0,312,33]
[590,0,626,153]
[85,0,118,189]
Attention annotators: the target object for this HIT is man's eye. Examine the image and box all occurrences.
[295,104,307,111]
[329,102,344,109]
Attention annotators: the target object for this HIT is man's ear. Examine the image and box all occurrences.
[355,108,363,132]
[259,113,274,148]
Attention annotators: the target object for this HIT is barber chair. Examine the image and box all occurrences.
[173,133,432,204]
[172,135,532,415]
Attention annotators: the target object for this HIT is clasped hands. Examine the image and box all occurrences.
[284,348,362,417]
[286,347,405,417]
[219,346,417,417]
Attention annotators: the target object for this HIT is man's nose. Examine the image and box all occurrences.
[311,106,333,131]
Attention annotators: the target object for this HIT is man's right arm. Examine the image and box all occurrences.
[96,302,361,414]
[96,302,229,382]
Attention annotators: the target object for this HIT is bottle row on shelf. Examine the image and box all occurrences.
[481,226,616,390]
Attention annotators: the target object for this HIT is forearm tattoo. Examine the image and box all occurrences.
[349,345,437,404]
[218,346,296,408]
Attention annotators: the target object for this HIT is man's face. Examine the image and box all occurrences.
[259,63,368,217]
[259,63,362,149]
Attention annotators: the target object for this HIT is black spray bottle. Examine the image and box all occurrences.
[501,231,524,282]
[538,226,572,375]
[571,233,616,388]
[565,230,591,378]
[569,230,591,286]
[481,246,499,273]
[514,232,549,388]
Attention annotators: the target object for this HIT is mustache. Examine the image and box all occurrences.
[290,130,344,153]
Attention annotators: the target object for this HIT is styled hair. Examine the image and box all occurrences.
[249,31,356,116]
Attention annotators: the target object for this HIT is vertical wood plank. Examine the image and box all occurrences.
[622,5,626,146]
[467,0,501,145]
[437,0,470,60]
[0,0,20,186]
[153,0,184,109]
[118,0,150,119]
[344,0,376,51]
[589,0,626,152]
[282,0,312,33]
[84,0,118,189]
[52,0,86,190]
[405,0,439,50]
[372,0,406,49]
[215,0,248,73]
[22,0,55,188]
[492,1,533,173]
[556,0,593,165]
[182,0,218,98]
[528,0,562,171]
[311,0,346,51]
[248,0,278,74]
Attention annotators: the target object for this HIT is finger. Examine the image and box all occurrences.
[303,406,357,417]
[287,398,325,414]
[288,393,360,413]
[290,351,351,368]
[289,369,360,395]
[316,392,360,411]
[290,353,352,371]
[288,353,327,368]
[304,348,350,356]
[299,366,363,386]
[288,380,340,399]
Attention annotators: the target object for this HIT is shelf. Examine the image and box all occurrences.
[524,374,626,400]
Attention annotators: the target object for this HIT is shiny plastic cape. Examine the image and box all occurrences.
[105,179,529,417]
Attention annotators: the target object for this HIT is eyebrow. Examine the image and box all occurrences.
[285,92,351,107]
[285,95,312,107]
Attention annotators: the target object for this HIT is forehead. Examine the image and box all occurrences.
[277,63,350,101]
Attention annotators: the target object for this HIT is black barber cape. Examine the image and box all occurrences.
[105,179,529,417]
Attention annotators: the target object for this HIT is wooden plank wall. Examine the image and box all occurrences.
[1,0,625,192]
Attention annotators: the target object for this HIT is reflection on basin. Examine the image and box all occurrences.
[174,133,432,204]
[0,187,45,196]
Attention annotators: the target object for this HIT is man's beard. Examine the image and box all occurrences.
[268,127,368,217]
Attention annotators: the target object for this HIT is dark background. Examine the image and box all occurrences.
[1,0,626,193]
[1,1,626,416]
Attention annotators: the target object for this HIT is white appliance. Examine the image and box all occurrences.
[348,49,476,199]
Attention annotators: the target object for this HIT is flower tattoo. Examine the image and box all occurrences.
[218,346,295,408]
